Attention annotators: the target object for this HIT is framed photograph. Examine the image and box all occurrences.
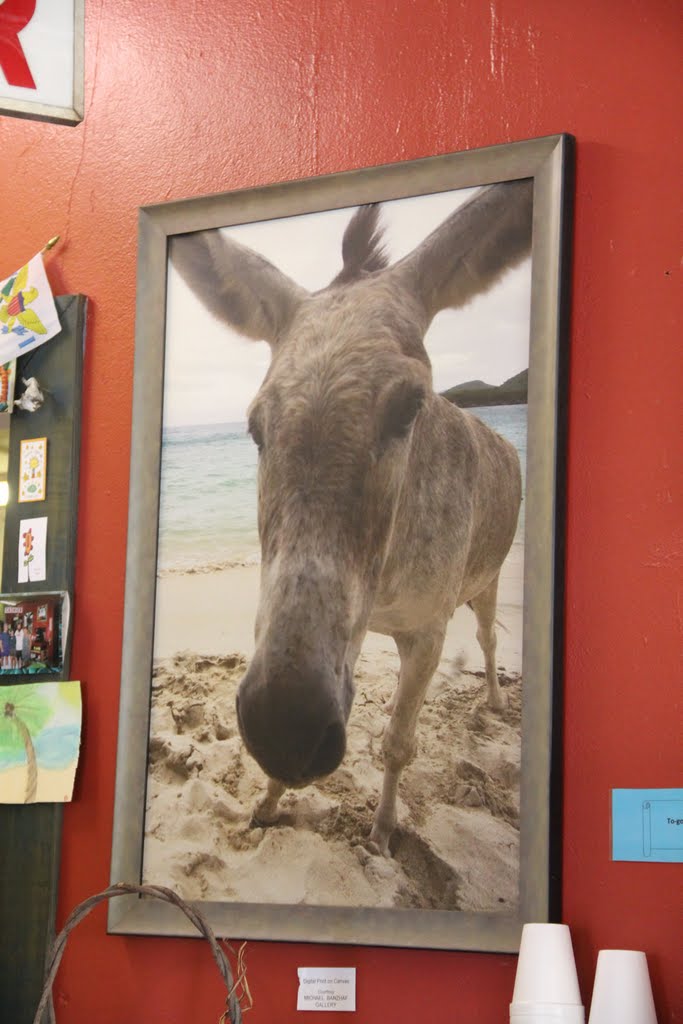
[110,134,573,951]
[0,590,70,677]
[0,0,84,126]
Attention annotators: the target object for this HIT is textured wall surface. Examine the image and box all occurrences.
[0,1,680,1020]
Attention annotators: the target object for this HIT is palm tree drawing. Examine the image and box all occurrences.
[0,684,53,802]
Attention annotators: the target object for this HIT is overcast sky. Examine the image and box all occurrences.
[163,186,531,427]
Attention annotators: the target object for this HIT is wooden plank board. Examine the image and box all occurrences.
[0,295,86,1024]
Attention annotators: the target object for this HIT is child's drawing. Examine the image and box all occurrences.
[18,516,47,582]
[18,437,47,502]
[0,681,81,803]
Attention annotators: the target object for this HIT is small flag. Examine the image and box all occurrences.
[0,254,61,364]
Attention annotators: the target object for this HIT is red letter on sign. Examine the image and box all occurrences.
[0,0,38,89]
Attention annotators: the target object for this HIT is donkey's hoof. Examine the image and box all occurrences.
[487,691,506,714]
[368,824,393,858]
[251,811,276,828]
[251,801,281,827]
[365,839,389,858]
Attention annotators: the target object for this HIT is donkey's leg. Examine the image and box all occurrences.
[252,777,286,825]
[368,627,445,856]
[470,573,504,712]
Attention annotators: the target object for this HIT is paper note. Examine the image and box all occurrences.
[18,437,47,502]
[18,516,47,582]
[612,788,683,862]
[297,968,356,1012]
[0,681,82,803]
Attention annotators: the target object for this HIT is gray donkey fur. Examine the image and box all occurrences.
[171,179,531,855]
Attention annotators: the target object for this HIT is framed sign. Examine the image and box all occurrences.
[0,0,84,125]
[111,134,573,951]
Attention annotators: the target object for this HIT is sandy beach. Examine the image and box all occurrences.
[0,763,77,804]
[143,549,524,913]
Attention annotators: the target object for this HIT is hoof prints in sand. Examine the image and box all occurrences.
[143,650,521,912]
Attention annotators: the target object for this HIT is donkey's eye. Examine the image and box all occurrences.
[378,381,425,447]
[248,416,265,453]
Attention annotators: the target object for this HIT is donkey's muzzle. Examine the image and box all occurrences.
[236,661,347,786]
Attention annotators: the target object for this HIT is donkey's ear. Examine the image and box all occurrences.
[392,179,533,323]
[170,229,307,345]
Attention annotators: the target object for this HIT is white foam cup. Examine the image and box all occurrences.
[511,923,583,1008]
[588,949,657,1024]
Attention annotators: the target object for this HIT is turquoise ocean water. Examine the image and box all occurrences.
[156,405,527,573]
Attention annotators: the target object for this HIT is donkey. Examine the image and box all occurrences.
[171,178,531,855]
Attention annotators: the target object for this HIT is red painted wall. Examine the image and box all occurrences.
[1,1,681,1020]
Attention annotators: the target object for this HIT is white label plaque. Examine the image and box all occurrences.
[297,967,356,1012]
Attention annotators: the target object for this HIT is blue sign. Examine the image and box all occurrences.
[612,788,683,862]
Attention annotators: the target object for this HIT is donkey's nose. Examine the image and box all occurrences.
[301,717,346,780]
[236,662,347,785]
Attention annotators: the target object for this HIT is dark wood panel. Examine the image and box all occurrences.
[0,805,64,1022]
[0,295,86,1024]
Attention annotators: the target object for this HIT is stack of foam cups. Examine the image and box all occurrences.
[510,923,585,1023]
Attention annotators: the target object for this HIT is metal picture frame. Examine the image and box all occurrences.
[0,0,84,126]
[110,134,573,951]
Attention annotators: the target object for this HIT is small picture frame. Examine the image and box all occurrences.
[0,591,70,677]
[18,438,47,503]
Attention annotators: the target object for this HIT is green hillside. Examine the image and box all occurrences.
[441,369,528,408]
